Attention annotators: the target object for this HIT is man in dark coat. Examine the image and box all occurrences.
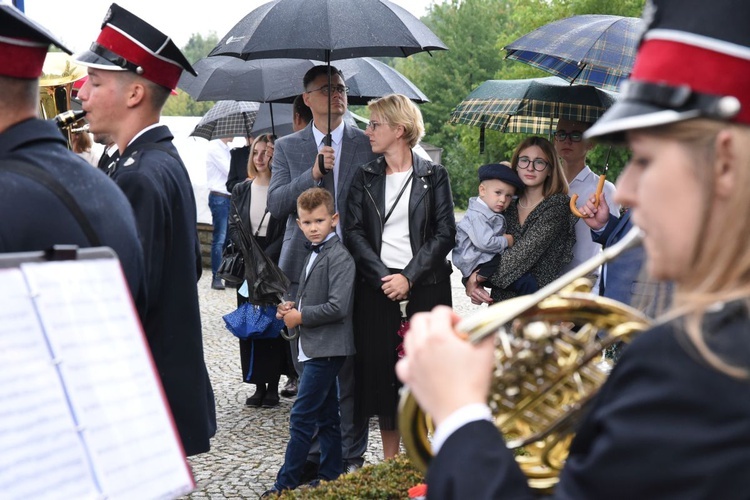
[0,4,145,312]
[74,3,216,456]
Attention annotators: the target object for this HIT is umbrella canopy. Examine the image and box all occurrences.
[209,0,447,62]
[504,15,644,92]
[209,0,446,144]
[178,56,429,105]
[190,100,259,140]
[449,76,618,134]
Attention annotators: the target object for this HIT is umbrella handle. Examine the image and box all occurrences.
[570,174,606,218]
[280,326,299,341]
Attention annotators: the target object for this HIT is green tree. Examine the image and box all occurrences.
[163,32,220,116]
[396,0,645,208]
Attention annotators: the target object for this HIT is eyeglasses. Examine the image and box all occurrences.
[306,84,349,96]
[554,130,584,142]
[517,156,550,171]
[365,120,386,131]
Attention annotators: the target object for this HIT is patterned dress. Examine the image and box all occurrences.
[488,193,577,302]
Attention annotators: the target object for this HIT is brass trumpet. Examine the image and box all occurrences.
[398,227,651,492]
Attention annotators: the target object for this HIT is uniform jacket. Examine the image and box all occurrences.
[0,118,146,312]
[296,235,356,359]
[453,196,508,278]
[113,125,216,456]
[345,153,456,290]
[267,122,377,292]
[488,193,577,302]
[428,301,750,499]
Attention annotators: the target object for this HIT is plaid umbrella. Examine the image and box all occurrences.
[190,100,260,140]
[504,15,645,92]
[449,76,618,134]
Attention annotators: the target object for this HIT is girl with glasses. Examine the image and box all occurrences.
[466,136,577,306]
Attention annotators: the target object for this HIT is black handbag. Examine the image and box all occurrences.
[217,239,245,286]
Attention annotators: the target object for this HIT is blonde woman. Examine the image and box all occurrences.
[346,94,456,459]
[228,134,288,408]
[397,1,750,497]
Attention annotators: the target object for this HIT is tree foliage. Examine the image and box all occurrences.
[396,0,645,208]
[162,32,219,117]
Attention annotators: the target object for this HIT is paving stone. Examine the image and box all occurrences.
[182,239,479,499]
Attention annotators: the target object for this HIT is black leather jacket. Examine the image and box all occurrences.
[228,179,284,282]
[346,153,456,289]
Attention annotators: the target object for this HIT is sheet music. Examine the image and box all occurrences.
[22,259,194,499]
[0,257,194,500]
[0,268,98,500]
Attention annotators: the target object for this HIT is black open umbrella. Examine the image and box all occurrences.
[178,56,429,105]
[209,0,446,146]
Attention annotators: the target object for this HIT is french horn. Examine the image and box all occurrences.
[398,227,651,492]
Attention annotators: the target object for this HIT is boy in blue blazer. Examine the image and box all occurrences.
[264,188,356,496]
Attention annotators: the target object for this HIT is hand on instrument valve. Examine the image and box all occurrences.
[395,306,494,427]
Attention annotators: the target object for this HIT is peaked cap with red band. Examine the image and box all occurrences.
[586,0,750,141]
[74,3,196,90]
[0,4,71,79]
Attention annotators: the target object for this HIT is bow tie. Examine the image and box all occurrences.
[305,241,325,253]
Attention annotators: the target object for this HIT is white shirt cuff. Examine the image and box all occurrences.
[431,403,492,454]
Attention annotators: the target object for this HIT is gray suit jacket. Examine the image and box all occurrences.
[268,122,376,290]
[296,235,356,359]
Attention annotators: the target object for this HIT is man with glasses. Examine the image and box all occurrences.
[268,65,377,478]
[554,118,620,289]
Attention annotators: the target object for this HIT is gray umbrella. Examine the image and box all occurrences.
[209,0,446,144]
[178,56,429,104]
[209,0,446,62]
[190,101,259,140]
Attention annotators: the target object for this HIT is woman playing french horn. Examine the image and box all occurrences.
[396,0,750,497]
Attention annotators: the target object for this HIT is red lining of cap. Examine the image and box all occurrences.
[631,39,750,124]
[96,25,182,89]
[0,40,48,79]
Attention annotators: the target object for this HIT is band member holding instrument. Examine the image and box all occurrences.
[0,4,145,314]
[396,0,750,497]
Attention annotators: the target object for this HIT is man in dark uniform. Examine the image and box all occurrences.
[75,3,216,456]
[0,4,145,312]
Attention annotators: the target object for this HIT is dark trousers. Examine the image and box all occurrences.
[275,356,345,490]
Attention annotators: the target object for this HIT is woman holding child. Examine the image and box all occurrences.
[346,93,456,459]
[465,136,577,305]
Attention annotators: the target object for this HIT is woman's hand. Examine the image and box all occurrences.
[382,273,410,301]
[465,271,493,305]
[396,306,494,427]
[276,300,295,319]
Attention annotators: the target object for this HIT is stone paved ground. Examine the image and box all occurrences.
[183,252,480,499]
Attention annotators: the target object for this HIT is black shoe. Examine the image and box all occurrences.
[211,276,225,290]
[261,392,280,408]
[259,486,281,498]
[299,460,319,485]
[245,387,266,407]
[280,378,298,397]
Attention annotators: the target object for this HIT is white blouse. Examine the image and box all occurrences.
[380,169,413,270]
[249,182,269,238]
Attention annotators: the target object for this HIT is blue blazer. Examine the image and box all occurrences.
[592,211,658,314]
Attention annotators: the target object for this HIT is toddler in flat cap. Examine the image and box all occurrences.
[453,162,537,294]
